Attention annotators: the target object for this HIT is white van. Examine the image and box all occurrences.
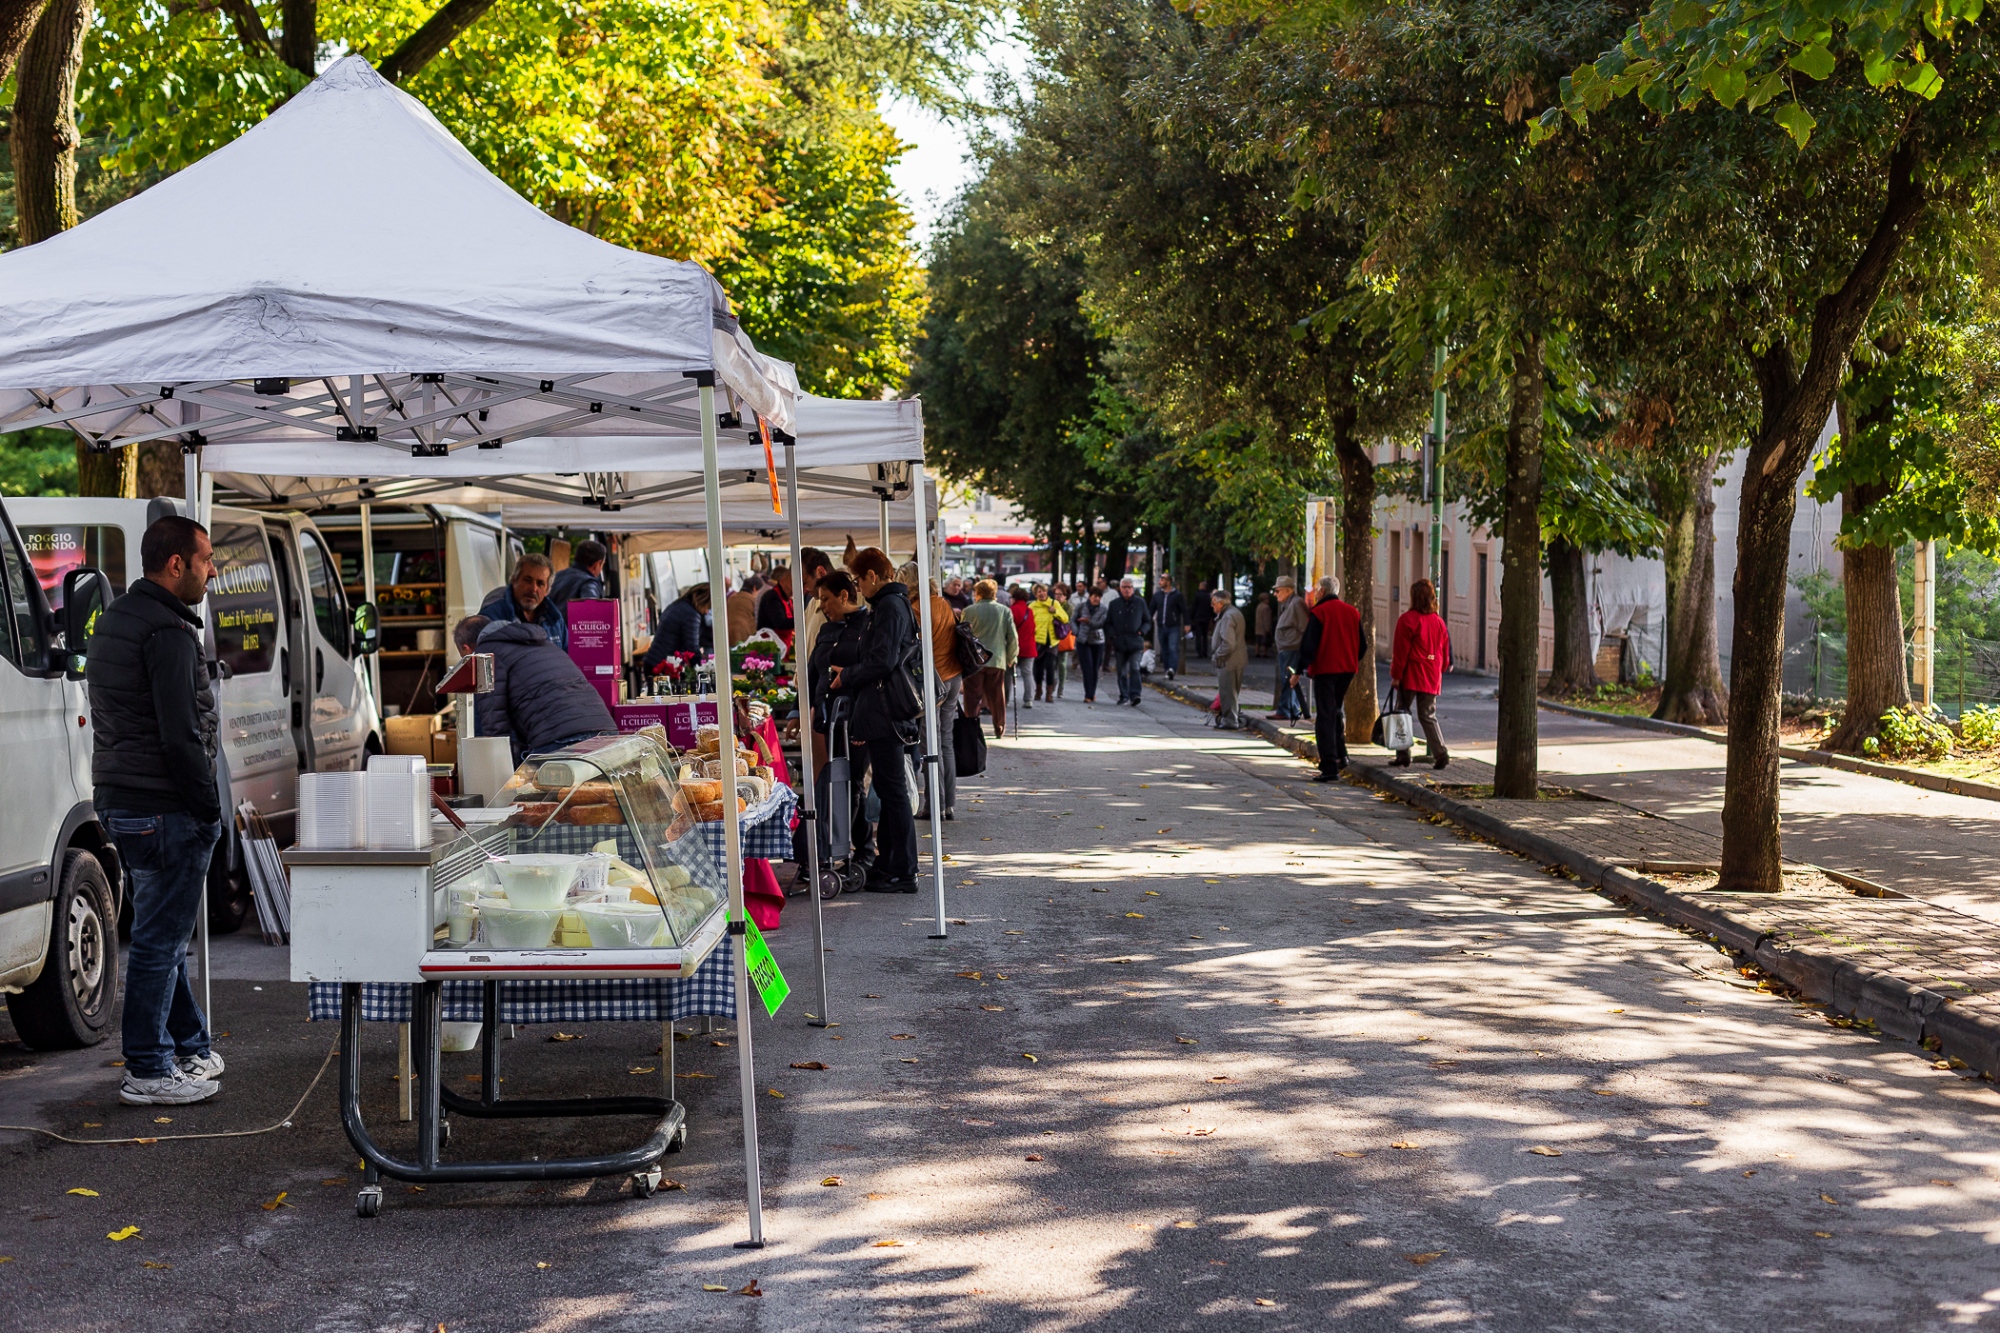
[6,497,382,938]
[0,496,117,1048]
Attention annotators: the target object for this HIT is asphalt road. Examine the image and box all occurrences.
[4,688,1999,1331]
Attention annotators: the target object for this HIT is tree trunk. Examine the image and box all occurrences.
[1544,536,1595,696]
[377,0,499,84]
[76,444,134,497]
[134,442,185,499]
[1720,135,1923,893]
[1822,480,1908,752]
[0,0,47,85]
[10,0,91,246]
[1493,329,1546,798]
[1654,439,1728,725]
[1106,526,1132,581]
[1046,511,1063,583]
[280,0,316,76]
[1332,405,1377,743]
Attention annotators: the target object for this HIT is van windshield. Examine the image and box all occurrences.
[19,525,126,607]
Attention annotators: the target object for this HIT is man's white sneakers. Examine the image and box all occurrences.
[119,1069,220,1105]
[178,1050,225,1081]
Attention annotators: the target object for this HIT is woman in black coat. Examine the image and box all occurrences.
[830,550,920,892]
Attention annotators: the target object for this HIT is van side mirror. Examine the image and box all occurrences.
[352,601,379,656]
[60,568,112,679]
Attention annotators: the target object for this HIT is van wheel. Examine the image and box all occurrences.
[5,852,118,1050]
[205,834,251,935]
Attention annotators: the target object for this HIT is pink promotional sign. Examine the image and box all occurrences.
[611,699,718,749]
[565,599,621,708]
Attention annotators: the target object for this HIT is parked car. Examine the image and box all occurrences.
[7,496,382,940]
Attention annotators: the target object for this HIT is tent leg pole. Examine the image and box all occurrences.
[695,376,765,1249]
[911,466,948,941]
[360,503,382,711]
[879,498,890,556]
[784,442,832,1027]
[183,445,213,1029]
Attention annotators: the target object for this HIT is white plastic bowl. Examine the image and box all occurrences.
[576,901,666,949]
[491,855,583,909]
[478,903,563,949]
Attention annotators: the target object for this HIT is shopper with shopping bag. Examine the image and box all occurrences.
[1389,578,1452,768]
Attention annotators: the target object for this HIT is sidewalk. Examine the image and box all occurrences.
[1149,673,2000,1084]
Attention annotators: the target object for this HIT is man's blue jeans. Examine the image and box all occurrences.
[106,811,221,1079]
[1157,630,1181,676]
[1116,648,1145,703]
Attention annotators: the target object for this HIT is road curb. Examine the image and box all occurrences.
[1149,676,2000,1079]
[1536,697,2000,805]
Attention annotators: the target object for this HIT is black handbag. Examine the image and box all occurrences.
[952,620,993,677]
[952,713,988,777]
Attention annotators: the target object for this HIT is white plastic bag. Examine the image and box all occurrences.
[1379,709,1415,752]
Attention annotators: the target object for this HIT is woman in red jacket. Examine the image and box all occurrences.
[1390,578,1451,769]
[1010,588,1038,711]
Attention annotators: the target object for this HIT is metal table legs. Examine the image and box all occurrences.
[341,981,687,1217]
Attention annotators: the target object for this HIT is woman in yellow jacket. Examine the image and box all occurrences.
[1028,583,1071,703]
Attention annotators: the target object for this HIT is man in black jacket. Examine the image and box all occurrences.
[1149,575,1187,681]
[831,548,920,892]
[454,616,615,764]
[1103,576,1153,706]
[88,516,225,1106]
[546,540,608,613]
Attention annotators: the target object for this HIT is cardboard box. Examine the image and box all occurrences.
[385,712,440,757]
[430,729,458,769]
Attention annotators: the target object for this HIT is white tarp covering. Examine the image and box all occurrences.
[0,55,794,451]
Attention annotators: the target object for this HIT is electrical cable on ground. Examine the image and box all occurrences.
[0,1034,339,1146]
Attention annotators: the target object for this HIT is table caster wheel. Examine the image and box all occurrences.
[632,1167,663,1198]
[356,1185,383,1218]
[817,870,842,900]
[665,1122,689,1154]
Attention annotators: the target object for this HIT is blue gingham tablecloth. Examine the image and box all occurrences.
[307,935,736,1023]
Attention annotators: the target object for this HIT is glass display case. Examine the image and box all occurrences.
[420,732,730,977]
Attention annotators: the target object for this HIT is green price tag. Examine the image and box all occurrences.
[742,917,789,1017]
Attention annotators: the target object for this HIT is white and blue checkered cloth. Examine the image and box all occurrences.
[307,936,737,1023]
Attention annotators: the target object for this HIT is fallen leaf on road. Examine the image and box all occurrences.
[1125,912,1146,919]
[1336,1151,1365,1158]
[702,1284,729,1292]
[1207,1075,1235,1083]
[1175,1220,1197,1228]
[1254,1297,1277,1306]
[681,1071,713,1079]
[963,1119,995,1126]
[1743,1170,1758,1177]
[981,1005,1005,1012]
[320,1178,347,1186]
[1814,1231,1833,1239]
[1177,1037,1198,1045]
[1005,930,1024,935]
[106,1227,140,1242]
[548,1032,582,1042]
[1204,879,1220,884]
[629,1066,657,1075]
[899,1058,920,1064]
[790,1061,829,1070]
[82,1123,100,1128]
[738,1280,763,1296]
[954,972,982,980]
[1093,887,1110,893]
[1024,1154,1043,1162]
[1390,1141,1419,1150]
[1820,1193,1839,1205]
[261,1192,292,1211]
[1529,1146,1562,1157]
[66,1188,98,1197]
[152,1117,172,1125]
[1608,1009,1624,1014]
[133,1139,157,1146]
[867,1192,888,1199]
[891,1033,915,1040]
[1144,891,1161,897]
[536,1262,550,1270]
[142,1261,171,1269]
[1022,1053,1038,1062]
[873,1240,905,1248]
[866,993,883,998]
[768,1089,785,1099]
[1405,1251,1445,1265]
[960,880,979,886]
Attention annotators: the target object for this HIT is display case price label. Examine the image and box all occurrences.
[744,918,789,1017]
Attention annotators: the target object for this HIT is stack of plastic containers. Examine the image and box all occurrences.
[364,754,431,851]
[297,771,364,849]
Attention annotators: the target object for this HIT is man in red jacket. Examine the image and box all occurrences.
[1295,575,1366,781]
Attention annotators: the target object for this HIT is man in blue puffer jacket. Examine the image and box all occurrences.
[452,616,614,763]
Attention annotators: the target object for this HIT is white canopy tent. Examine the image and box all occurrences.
[0,55,973,1246]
